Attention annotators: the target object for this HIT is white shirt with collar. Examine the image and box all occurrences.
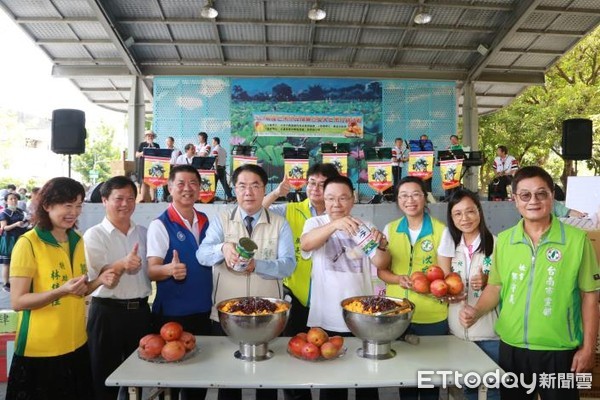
[175,154,194,166]
[211,144,227,167]
[168,147,182,164]
[84,217,152,299]
[197,143,211,157]
[147,206,200,259]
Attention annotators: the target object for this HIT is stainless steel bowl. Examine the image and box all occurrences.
[342,295,415,359]
[217,296,291,361]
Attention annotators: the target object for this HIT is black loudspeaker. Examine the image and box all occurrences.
[51,109,86,155]
[562,118,592,160]
[84,182,104,203]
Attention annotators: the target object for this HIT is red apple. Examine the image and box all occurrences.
[445,272,464,295]
[320,341,339,359]
[296,332,308,341]
[301,342,320,360]
[411,276,430,294]
[426,266,445,282]
[430,279,449,298]
[329,336,344,350]
[160,321,183,342]
[410,271,426,282]
[288,336,307,357]
[179,331,196,351]
[138,334,165,360]
[161,340,186,362]
[307,327,328,347]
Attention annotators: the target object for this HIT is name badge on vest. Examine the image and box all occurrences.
[546,248,561,262]
[177,231,186,241]
[421,239,433,252]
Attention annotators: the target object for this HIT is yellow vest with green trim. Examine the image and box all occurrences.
[283,199,313,306]
[12,227,88,357]
[386,214,448,324]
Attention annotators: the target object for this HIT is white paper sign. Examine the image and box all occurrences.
[565,176,600,218]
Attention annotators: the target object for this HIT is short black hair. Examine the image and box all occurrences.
[232,164,268,186]
[4,192,20,202]
[100,176,137,199]
[169,164,201,183]
[307,163,340,180]
[167,136,174,142]
[6,184,16,191]
[184,143,195,152]
[213,137,221,145]
[511,166,554,194]
[395,137,403,142]
[394,176,428,200]
[323,175,354,193]
[198,132,208,142]
[450,134,458,140]
[497,145,508,154]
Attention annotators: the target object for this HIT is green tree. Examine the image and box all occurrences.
[478,26,600,189]
[73,122,121,185]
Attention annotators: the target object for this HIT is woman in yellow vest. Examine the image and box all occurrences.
[378,176,448,400]
[6,177,115,399]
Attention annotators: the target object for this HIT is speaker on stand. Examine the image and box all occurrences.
[562,118,593,175]
[51,109,86,177]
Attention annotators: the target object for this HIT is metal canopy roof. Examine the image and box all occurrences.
[1,0,599,115]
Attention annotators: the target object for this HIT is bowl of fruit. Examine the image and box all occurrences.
[138,322,198,363]
[287,327,346,361]
[217,296,291,361]
[341,295,414,360]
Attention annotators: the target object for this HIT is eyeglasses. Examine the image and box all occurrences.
[324,196,353,204]
[451,208,479,220]
[398,192,424,201]
[235,184,264,192]
[307,181,325,189]
[516,190,550,202]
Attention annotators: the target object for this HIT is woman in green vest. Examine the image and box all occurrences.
[377,176,448,400]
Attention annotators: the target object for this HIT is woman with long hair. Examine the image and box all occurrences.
[438,188,499,400]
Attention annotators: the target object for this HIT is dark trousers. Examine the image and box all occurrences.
[212,321,278,400]
[392,165,402,189]
[499,341,578,400]
[319,330,379,400]
[152,311,212,400]
[87,297,152,400]
[488,175,512,200]
[216,166,233,199]
[399,320,449,400]
[7,343,94,400]
[283,288,312,400]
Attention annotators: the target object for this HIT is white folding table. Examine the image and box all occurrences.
[106,335,499,400]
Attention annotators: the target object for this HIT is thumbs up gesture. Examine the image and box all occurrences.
[469,266,487,291]
[170,250,187,281]
[459,300,479,328]
[123,243,142,273]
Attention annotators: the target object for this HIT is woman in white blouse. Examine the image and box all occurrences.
[437,189,499,400]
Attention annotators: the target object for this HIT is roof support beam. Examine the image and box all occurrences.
[466,0,543,81]
[143,65,467,80]
[478,71,545,85]
[52,65,131,77]
[84,0,153,100]
[347,4,370,66]
[116,18,496,34]
[517,28,586,37]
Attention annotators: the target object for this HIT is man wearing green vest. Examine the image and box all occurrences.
[263,163,340,335]
[461,166,599,400]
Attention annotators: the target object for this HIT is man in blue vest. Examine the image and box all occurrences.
[147,164,211,400]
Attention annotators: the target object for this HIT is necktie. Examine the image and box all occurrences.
[244,216,254,237]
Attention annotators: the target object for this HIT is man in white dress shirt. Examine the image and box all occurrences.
[211,136,234,201]
[84,176,152,400]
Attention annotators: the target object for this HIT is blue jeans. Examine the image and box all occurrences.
[400,320,449,400]
[463,340,500,400]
